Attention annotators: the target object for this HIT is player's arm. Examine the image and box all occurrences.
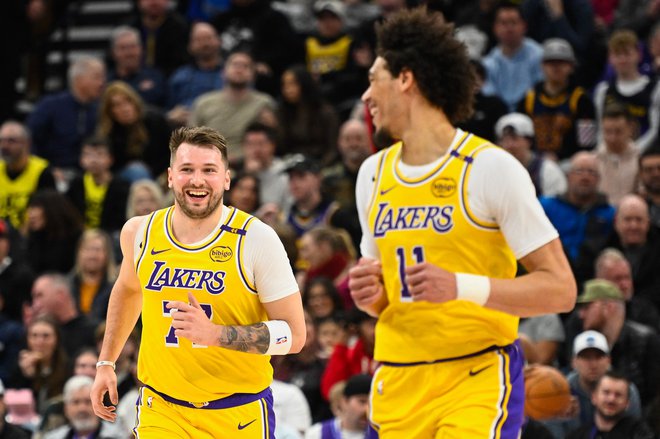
[168,291,305,354]
[349,154,389,317]
[486,238,575,316]
[91,216,145,421]
[168,219,306,354]
[406,148,576,316]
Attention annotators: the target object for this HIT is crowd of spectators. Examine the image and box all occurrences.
[2,0,660,438]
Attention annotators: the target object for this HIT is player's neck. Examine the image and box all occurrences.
[399,107,456,165]
[171,204,225,243]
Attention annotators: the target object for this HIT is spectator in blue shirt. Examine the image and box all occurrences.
[167,22,223,126]
[540,152,615,285]
[482,2,544,111]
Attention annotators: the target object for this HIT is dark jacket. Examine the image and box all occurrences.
[27,91,98,168]
[610,321,660,406]
[566,416,656,439]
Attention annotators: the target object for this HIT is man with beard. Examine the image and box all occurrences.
[566,371,655,439]
[190,49,275,165]
[91,126,305,437]
[0,120,55,230]
[348,8,575,438]
[639,145,660,233]
[43,375,123,439]
[167,22,224,126]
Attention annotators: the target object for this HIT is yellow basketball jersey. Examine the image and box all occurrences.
[135,206,271,402]
[82,173,108,229]
[367,133,518,363]
[0,156,48,229]
[306,35,352,76]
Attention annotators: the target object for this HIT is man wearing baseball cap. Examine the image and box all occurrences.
[495,112,566,196]
[517,38,596,161]
[306,374,372,438]
[576,279,660,406]
[544,330,643,438]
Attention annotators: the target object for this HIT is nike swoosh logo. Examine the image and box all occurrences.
[380,186,396,196]
[151,248,171,255]
[238,419,256,430]
[469,364,493,377]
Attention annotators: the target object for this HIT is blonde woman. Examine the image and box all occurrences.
[125,178,167,219]
[97,81,172,181]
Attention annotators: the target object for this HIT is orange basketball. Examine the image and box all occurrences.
[524,365,571,420]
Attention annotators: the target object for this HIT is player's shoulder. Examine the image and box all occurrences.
[122,214,151,237]
[469,139,520,167]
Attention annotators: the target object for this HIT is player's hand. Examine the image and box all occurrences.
[167,292,218,347]
[405,262,457,303]
[91,366,118,421]
[349,257,384,309]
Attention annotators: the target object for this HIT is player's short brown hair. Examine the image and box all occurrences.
[169,126,228,166]
[376,7,474,124]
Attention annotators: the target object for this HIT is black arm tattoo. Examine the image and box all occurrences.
[218,322,270,354]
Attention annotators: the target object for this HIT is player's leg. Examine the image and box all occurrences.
[368,365,441,438]
[132,387,190,438]
[436,342,525,439]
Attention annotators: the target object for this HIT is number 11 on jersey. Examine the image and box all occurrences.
[396,246,425,301]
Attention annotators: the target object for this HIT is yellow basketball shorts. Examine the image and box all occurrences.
[368,342,524,439]
[132,385,275,438]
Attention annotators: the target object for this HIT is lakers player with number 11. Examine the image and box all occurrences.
[348,7,576,438]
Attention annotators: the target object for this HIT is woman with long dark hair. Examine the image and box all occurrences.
[276,65,339,165]
[25,190,83,274]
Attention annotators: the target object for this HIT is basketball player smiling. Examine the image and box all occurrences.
[91,126,305,438]
[348,8,576,438]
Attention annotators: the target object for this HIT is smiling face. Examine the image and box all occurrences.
[592,376,629,421]
[362,56,405,140]
[168,143,230,219]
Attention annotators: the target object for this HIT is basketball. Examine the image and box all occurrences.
[524,365,571,420]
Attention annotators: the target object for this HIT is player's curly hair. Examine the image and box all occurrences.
[376,7,474,124]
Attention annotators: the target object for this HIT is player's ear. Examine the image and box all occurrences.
[399,68,415,92]
[167,167,173,189]
[224,169,231,191]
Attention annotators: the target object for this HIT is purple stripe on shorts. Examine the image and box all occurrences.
[265,388,276,438]
[499,340,525,439]
[143,385,271,410]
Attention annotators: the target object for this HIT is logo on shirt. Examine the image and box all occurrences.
[151,247,170,256]
[145,261,226,295]
[380,185,396,196]
[373,202,454,238]
[209,245,233,262]
[431,177,457,198]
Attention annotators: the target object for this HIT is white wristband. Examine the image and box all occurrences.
[263,320,293,355]
[96,360,116,370]
[455,273,490,306]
